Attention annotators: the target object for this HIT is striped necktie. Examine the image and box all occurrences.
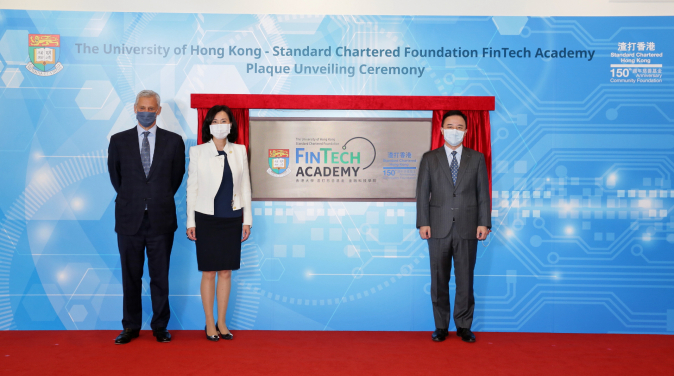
[141,131,151,177]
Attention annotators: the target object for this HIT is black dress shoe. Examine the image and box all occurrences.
[205,325,219,342]
[432,328,448,342]
[457,328,476,343]
[114,328,139,345]
[216,323,233,340]
[152,328,172,343]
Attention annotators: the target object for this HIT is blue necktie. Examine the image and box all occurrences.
[450,151,458,185]
[141,131,151,177]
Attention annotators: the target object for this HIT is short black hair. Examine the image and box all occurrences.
[201,105,238,144]
[442,110,467,127]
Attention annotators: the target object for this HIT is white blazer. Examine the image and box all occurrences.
[186,140,252,228]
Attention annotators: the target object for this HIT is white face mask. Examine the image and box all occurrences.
[443,128,465,147]
[210,123,231,140]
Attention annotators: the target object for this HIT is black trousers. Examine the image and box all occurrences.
[117,211,174,330]
[428,227,478,330]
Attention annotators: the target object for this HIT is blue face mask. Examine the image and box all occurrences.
[136,111,157,127]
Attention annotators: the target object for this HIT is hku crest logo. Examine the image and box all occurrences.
[267,149,291,178]
[26,34,64,76]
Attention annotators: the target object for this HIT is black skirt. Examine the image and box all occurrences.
[195,212,242,271]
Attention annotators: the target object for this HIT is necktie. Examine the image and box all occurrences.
[450,151,458,185]
[141,131,151,177]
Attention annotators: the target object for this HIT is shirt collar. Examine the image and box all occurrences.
[444,143,463,157]
[137,123,157,136]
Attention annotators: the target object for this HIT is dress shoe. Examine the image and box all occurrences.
[216,323,233,340]
[457,328,476,343]
[152,328,172,343]
[205,325,219,342]
[114,328,139,345]
[432,328,448,342]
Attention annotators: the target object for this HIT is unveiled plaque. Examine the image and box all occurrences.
[250,119,432,199]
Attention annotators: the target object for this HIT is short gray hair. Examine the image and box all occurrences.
[135,90,161,106]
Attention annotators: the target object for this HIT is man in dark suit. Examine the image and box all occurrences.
[416,110,491,343]
[108,90,185,344]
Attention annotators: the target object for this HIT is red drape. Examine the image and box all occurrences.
[192,94,493,111]
[230,108,250,150]
[197,108,250,153]
[431,110,492,195]
[197,107,207,144]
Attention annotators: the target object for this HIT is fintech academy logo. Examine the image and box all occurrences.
[267,149,291,177]
[26,34,63,76]
[266,137,375,179]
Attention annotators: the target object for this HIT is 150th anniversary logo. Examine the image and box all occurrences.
[26,34,64,76]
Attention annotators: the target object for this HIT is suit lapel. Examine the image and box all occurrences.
[223,141,238,176]
[453,147,472,190]
[146,127,163,180]
[435,147,455,189]
[128,127,146,176]
[208,141,225,186]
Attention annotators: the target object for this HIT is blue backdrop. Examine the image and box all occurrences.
[0,10,672,333]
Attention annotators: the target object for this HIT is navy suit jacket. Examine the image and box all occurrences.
[108,126,186,236]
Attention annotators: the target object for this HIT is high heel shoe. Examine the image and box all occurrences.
[205,325,220,341]
[216,322,233,340]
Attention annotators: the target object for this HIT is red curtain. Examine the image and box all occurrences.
[197,108,207,144]
[197,108,250,153]
[192,94,493,112]
[431,110,445,150]
[431,110,492,195]
[231,108,249,151]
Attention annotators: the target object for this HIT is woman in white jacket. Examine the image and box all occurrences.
[186,105,252,342]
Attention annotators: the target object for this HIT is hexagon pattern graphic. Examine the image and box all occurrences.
[0,30,29,65]
[22,285,58,322]
[2,68,23,88]
[274,15,325,35]
[158,104,187,139]
[260,258,285,281]
[107,103,136,140]
[75,80,121,120]
[492,17,529,35]
[68,305,88,322]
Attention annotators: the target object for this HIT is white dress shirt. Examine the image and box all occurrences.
[137,124,157,165]
[444,143,463,168]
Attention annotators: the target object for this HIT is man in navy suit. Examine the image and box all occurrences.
[108,90,185,344]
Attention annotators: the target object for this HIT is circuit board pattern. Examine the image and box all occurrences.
[0,11,672,333]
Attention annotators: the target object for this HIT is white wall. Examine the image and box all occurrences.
[3,0,674,16]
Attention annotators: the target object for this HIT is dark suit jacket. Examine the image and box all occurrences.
[108,126,186,236]
[416,146,491,239]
